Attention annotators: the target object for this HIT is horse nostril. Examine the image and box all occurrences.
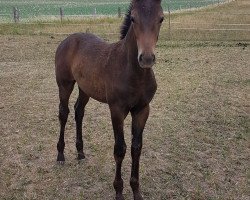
[152,54,156,62]
[139,54,143,62]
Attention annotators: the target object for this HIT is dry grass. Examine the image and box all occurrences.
[162,0,250,41]
[0,1,249,200]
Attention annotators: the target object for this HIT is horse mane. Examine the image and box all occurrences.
[120,4,133,40]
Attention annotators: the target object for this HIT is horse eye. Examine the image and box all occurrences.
[159,17,164,23]
[130,16,135,23]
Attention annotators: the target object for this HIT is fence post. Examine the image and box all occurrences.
[60,7,63,22]
[93,8,97,16]
[168,5,171,40]
[118,7,121,18]
[13,7,19,23]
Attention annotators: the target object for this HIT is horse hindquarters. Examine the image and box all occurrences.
[55,38,76,162]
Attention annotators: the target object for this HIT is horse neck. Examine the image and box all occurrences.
[118,26,153,80]
[123,26,139,68]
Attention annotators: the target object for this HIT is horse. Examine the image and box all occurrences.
[55,0,164,199]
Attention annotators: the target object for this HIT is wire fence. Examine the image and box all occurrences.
[0,0,231,22]
[0,0,250,41]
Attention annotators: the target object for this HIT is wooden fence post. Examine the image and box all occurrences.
[60,7,64,22]
[118,7,121,18]
[13,7,19,23]
[168,5,171,40]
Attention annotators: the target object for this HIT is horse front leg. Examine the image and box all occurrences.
[130,105,150,200]
[110,105,129,200]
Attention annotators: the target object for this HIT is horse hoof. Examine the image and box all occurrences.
[115,194,125,200]
[77,152,85,160]
[57,161,65,165]
[57,153,65,162]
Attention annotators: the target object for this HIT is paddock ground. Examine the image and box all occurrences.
[0,1,249,200]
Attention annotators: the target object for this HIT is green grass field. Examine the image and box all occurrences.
[0,0,225,22]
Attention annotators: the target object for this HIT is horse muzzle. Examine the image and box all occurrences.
[138,53,156,69]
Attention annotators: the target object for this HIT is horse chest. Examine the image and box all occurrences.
[130,79,157,105]
[108,73,157,108]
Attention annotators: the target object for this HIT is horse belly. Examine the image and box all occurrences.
[78,78,107,103]
[72,64,107,103]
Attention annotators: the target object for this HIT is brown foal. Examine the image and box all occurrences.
[55,0,164,199]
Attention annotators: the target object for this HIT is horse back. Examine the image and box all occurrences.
[55,33,111,102]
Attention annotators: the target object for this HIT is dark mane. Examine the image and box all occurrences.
[120,4,133,40]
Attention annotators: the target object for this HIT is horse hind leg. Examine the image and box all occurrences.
[74,87,89,160]
[57,80,75,163]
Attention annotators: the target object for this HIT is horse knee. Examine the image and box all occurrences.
[131,142,142,150]
[114,143,127,160]
[113,178,124,193]
[131,142,142,157]
[130,177,139,190]
[59,104,69,123]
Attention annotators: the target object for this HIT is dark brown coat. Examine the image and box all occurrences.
[55,0,164,199]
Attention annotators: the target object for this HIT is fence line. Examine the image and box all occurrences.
[32,27,250,37]
[174,28,250,31]
[171,22,250,26]
[0,0,239,23]
[166,11,250,15]
[2,1,247,24]
[19,21,250,27]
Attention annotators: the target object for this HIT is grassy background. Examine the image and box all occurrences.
[0,0,249,199]
[0,0,225,22]
[0,0,249,42]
